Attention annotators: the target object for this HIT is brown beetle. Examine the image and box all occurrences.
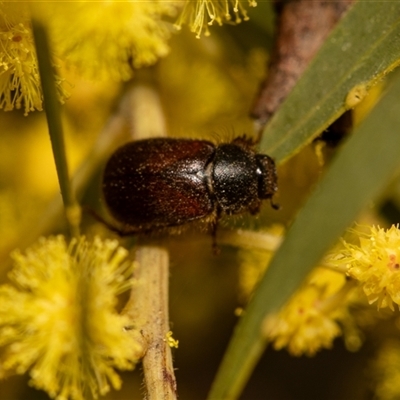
[102,136,278,239]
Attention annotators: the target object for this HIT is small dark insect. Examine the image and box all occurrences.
[101,136,278,241]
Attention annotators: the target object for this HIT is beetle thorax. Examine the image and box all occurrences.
[211,144,259,215]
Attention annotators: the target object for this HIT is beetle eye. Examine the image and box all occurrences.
[255,154,278,199]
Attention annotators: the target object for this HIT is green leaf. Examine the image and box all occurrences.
[260,1,400,163]
[209,65,400,400]
[208,4,400,399]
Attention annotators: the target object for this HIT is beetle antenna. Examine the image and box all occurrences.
[270,199,281,210]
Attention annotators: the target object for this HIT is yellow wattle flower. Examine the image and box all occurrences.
[263,268,348,357]
[175,0,257,38]
[340,225,400,310]
[0,3,67,115]
[37,1,179,81]
[237,228,358,357]
[0,235,143,400]
[0,3,42,115]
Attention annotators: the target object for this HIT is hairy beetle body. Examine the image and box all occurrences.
[102,137,278,234]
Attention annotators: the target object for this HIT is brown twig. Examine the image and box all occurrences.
[124,246,177,400]
[251,0,355,130]
[121,69,177,399]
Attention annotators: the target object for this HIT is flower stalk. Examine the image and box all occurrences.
[123,245,177,400]
[120,73,176,398]
[31,19,80,238]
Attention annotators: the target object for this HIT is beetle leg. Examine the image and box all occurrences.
[211,208,222,255]
[270,198,281,210]
[248,201,261,215]
[249,198,280,214]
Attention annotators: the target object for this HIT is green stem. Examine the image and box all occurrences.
[31,20,80,238]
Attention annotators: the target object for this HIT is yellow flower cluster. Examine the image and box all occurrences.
[0,3,67,115]
[240,225,400,357]
[0,0,256,114]
[238,231,360,357]
[339,225,400,310]
[176,0,257,38]
[263,268,349,356]
[0,235,142,400]
[39,1,178,81]
[0,3,42,115]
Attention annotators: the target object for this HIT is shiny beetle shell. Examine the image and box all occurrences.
[102,137,278,234]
